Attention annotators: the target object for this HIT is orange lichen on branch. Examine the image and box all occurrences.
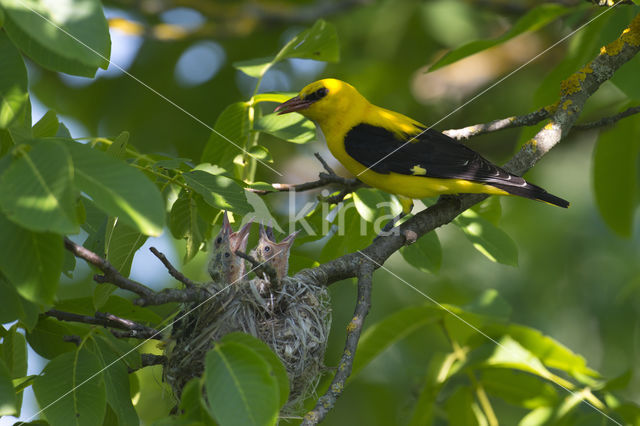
[562,100,573,111]
[600,13,640,56]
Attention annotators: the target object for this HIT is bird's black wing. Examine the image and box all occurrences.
[343,123,569,207]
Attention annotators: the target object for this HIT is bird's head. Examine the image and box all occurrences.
[275,78,367,123]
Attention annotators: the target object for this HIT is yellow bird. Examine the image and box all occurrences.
[275,79,569,216]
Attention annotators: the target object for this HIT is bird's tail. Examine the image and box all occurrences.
[491,182,570,208]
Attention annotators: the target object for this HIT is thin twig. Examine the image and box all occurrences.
[302,261,374,425]
[45,309,164,340]
[149,247,201,289]
[235,250,279,288]
[573,105,640,130]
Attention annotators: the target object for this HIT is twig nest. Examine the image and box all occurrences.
[164,273,331,413]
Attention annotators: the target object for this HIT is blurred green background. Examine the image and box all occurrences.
[19,0,640,424]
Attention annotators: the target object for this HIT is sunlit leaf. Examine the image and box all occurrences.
[0,31,30,131]
[0,0,111,77]
[65,140,166,236]
[254,112,315,144]
[0,140,79,234]
[32,111,59,138]
[453,209,518,266]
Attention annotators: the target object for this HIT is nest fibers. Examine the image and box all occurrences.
[164,274,331,413]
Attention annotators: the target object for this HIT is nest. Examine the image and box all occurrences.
[164,274,331,413]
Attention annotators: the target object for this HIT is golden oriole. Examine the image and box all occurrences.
[275,79,569,213]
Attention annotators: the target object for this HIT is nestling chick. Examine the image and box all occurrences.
[207,212,252,284]
[252,224,299,281]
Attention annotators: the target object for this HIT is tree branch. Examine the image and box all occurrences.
[45,309,164,340]
[63,237,209,306]
[572,104,640,130]
[443,107,552,139]
[149,247,202,289]
[302,261,374,425]
[128,354,167,373]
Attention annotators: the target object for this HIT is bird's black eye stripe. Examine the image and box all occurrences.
[305,87,328,102]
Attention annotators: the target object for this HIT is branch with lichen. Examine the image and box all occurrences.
[295,12,640,423]
[302,261,373,426]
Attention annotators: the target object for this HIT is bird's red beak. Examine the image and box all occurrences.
[274,96,312,115]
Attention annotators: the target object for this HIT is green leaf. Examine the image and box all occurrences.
[234,20,339,78]
[0,31,30,131]
[0,0,111,77]
[106,131,129,160]
[481,369,558,409]
[0,273,40,329]
[0,358,17,416]
[105,220,147,277]
[32,111,60,138]
[503,324,597,379]
[430,4,571,71]
[204,341,279,426]
[183,170,252,215]
[65,140,165,236]
[179,379,216,425]
[453,209,518,266]
[2,325,27,378]
[254,112,315,144]
[0,212,62,304]
[464,289,511,320]
[352,188,389,223]
[352,305,442,378]
[232,57,273,79]
[482,336,574,389]
[252,93,297,104]
[26,317,80,360]
[201,102,250,170]
[220,333,290,408]
[399,231,442,274]
[0,140,79,234]
[444,386,481,426]
[169,189,206,263]
[593,112,639,237]
[33,349,107,426]
[92,336,139,426]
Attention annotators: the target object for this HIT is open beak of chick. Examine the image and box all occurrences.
[274,96,312,115]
